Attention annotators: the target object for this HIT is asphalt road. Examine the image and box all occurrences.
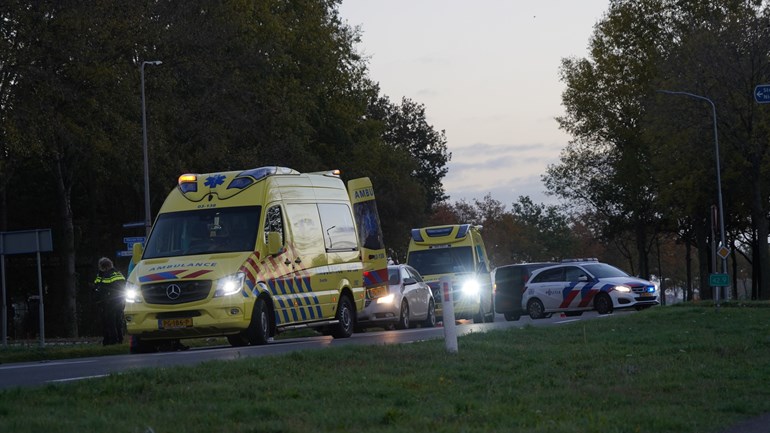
[0,311,616,390]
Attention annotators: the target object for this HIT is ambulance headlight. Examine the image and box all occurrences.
[462,279,480,296]
[377,294,395,305]
[214,272,246,297]
[614,285,632,293]
[124,282,143,303]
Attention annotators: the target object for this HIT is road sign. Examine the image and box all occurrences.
[123,236,146,244]
[709,273,729,287]
[755,84,770,103]
[717,246,730,260]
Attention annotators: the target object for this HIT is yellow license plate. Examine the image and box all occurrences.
[159,318,193,329]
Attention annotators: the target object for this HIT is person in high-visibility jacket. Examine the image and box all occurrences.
[94,257,126,345]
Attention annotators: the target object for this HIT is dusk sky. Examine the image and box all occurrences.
[338,0,610,207]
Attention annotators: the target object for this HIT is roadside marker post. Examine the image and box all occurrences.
[440,276,458,353]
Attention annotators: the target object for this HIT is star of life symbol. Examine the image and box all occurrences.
[204,174,225,188]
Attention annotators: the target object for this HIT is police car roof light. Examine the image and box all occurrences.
[560,258,599,263]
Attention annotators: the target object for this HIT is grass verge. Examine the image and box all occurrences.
[0,303,769,433]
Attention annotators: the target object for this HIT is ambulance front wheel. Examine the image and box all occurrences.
[331,295,355,338]
[246,298,271,345]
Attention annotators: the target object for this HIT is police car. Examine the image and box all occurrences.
[522,259,659,319]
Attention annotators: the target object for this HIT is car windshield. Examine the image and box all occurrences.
[143,206,261,259]
[407,246,474,276]
[583,263,630,279]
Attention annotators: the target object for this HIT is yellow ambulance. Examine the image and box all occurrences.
[124,166,388,353]
[405,224,494,323]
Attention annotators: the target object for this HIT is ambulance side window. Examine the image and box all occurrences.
[264,205,284,246]
[318,203,357,251]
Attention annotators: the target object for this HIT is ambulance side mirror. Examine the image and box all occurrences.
[132,242,143,264]
[266,231,283,256]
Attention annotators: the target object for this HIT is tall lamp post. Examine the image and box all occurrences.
[658,90,727,305]
[141,60,162,238]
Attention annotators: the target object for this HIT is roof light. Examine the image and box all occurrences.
[178,174,198,193]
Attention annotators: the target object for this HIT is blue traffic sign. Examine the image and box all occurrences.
[123,236,145,244]
[755,84,770,103]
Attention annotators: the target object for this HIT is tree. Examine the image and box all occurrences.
[368,95,451,210]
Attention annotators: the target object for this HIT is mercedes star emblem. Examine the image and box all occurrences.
[166,284,182,300]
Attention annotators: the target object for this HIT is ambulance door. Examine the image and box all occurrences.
[347,177,388,299]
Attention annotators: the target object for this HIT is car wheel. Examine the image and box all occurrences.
[247,298,271,345]
[527,298,546,320]
[332,295,355,338]
[504,312,521,321]
[397,300,410,330]
[423,299,436,328]
[594,293,613,315]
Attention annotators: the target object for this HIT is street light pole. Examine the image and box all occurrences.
[141,60,162,238]
[658,90,727,305]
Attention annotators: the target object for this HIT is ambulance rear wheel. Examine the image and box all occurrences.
[527,298,546,320]
[331,295,355,338]
[246,298,271,345]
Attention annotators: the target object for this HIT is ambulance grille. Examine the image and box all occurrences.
[142,280,212,305]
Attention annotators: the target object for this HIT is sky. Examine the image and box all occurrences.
[338,0,611,207]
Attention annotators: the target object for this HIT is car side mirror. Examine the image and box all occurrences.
[266,232,283,256]
[403,277,416,286]
[578,275,589,282]
[132,242,143,264]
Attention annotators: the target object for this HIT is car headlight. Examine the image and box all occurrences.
[614,285,632,293]
[124,282,143,303]
[377,294,395,305]
[214,272,246,297]
[462,279,480,296]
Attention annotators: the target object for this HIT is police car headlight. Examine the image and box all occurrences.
[377,294,395,305]
[614,285,632,293]
[124,282,143,303]
[214,272,246,297]
[462,279,480,296]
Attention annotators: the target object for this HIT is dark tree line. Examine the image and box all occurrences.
[547,0,770,300]
[0,1,449,337]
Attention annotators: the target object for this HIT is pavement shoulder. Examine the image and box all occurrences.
[720,413,770,433]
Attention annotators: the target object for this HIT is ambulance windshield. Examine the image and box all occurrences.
[407,247,474,277]
[143,206,261,259]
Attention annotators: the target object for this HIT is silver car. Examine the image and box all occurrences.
[357,264,436,330]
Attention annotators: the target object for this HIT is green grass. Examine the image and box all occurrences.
[1,303,769,433]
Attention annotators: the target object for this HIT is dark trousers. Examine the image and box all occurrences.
[101,301,125,345]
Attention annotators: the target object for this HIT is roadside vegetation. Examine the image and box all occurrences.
[0,303,768,433]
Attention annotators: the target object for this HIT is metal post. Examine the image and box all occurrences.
[658,90,727,308]
[440,276,458,353]
[36,231,45,347]
[141,60,162,237]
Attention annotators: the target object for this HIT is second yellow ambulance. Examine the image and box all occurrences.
[405,224,494,323]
